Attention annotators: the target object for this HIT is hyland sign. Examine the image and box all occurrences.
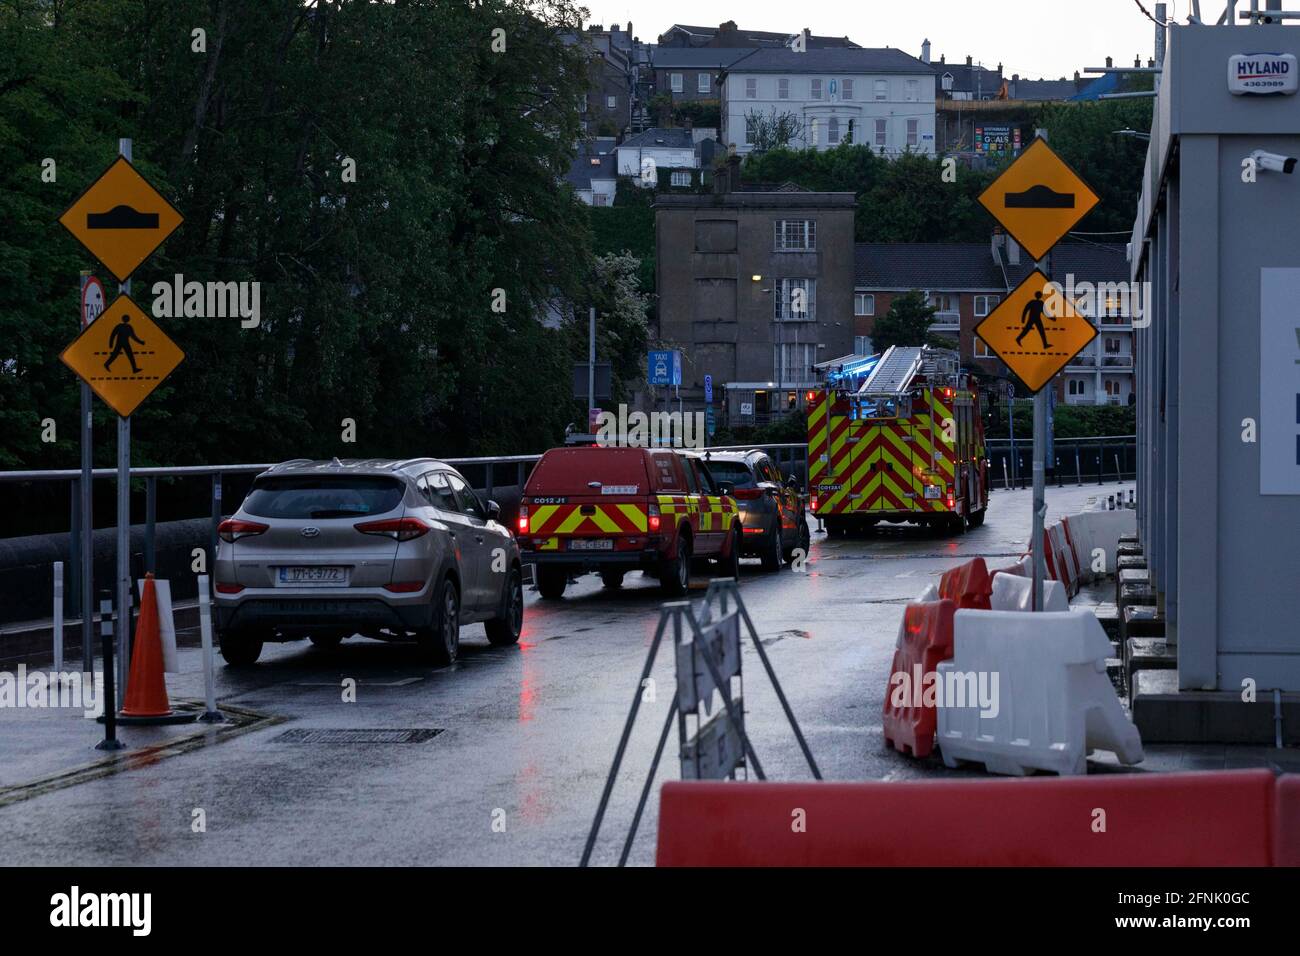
[1228,53,1298,95]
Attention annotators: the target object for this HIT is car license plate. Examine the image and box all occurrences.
[277,566,349,586]
[568,539,614,551]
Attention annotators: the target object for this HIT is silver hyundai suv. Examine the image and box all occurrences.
[212,458,523,667]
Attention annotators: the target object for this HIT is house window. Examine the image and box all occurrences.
[846,119,855,144]
[842,78,855,100]
[905,78,920,102]
[874,79,888,100]
[670,73,683,93]
[974,337,993,358]
[874,118,887,146]
[606,94,617,109]
[974,295,999,317]
[828,118,840,144]
[854,293,875,316]
[774,343,818,384]
[697,73,710,93]
[810,78,823,100]
[809,118,819,146]
[929,293,955,313]
[775,279,817,320]
[906,118,919,147]
[778,78,790,99]
[670,170,691,187]
[1104,380,1119,396]
[745,77,757,98]
[1105,337,1120,354]
[774,219,816,251]
[854,335,873,355]
[1068,378,1086,395]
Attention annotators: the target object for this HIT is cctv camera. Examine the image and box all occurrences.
[1251,149,1297,174]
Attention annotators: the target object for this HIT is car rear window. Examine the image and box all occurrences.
[243,476,405,519]
[703,460,757,489]
[526,448,649,495]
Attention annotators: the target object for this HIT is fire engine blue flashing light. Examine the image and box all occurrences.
[826,354,880,387]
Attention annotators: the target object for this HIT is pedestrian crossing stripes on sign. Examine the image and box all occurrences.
[60,293,185,417]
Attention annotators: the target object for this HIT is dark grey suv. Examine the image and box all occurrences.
[703,450,809,571]
[213,458,523,666]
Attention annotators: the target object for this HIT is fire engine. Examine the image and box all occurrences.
[807,345,989,535]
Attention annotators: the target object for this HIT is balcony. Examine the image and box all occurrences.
[930,310,961,331]
[1101,355,1133,368]
[1067,354,1097,368]
[1099,315,1133,328]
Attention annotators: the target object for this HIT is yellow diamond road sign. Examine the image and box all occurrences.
[58,156,183,282]
[978,138,1100,262]
[973,269,1097,394]
[61,294,184,417]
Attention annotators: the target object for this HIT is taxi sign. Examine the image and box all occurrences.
[973,269,1096,394]
[60,294,185,417]
[58,156,184,282]
[978,137,1099,262]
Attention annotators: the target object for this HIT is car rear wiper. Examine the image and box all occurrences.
[309,508,369,518]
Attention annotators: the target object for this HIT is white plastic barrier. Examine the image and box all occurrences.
[1080,510,1136,578]
[990,572,1068,612]
[936,608,1143,776]
[1061,516,1095,585]
[1050,524,1081,596]
[916,583,939,602]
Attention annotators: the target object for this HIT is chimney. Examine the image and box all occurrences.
[1074,70,1080,83]
[921,38,931,64]
[966,54,972,66]
[1106,56,1113,68]
[1134,55,1141,68]
[1012,73,1020,82]
[800,27,811,51]
[940,54,946,65]
[1006,236,1021,267]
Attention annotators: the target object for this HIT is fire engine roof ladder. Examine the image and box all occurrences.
[857,346,925,397]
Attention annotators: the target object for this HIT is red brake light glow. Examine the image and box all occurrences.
[217,519,268,543]
[648,502,661,533]
[384,581,425,593]
[732,487,763,500]
[354,517,430,541]
[517,506,529,534]
[214,582,244,594]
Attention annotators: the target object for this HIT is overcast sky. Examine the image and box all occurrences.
[578,0,1170,80]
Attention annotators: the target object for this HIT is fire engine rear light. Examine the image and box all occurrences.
[215,582,244,594]
[517,506,529,534]
[947,493,956,509]
[217,519,268,543]
[384,581,425,593]
[354,517,429,541]
[811,495,820,512]
[648,502,661,533]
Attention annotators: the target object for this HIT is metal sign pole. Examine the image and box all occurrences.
[115,137,132,709]
[79,273,94,674]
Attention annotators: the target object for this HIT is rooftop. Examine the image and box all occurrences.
[618,127,696,150]
[855,241,1129,290]
[723,47,934,76]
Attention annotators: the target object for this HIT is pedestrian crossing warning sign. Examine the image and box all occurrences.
[973,269,1096,394]
[60,293,184,417]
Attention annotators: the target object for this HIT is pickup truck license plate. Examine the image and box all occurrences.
[568,539,614,551]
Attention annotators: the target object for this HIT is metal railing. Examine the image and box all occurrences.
[985,434,1137,489]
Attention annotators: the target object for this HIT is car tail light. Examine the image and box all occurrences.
[517,506,529,534]
[743,526,764,534]
[354,517,430,541]
[215,582,244,594]
[217,519,268,543]
[732,487,763,500]
[811,494,820,512]
[648,502,661,533]
[384,581,425,593]
[947,488,956,509]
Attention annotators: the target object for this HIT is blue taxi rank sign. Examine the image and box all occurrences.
[648,350,681,386]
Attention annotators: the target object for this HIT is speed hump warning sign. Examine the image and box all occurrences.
[977,138,1099,262]
[60,294,185,417]
[973,269,1096,393]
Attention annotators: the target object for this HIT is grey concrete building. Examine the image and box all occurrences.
[1129,22,1300,733]
[653,157,856,425]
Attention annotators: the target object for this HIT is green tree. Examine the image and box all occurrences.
[869,290,937,353]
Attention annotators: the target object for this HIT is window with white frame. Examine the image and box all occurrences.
[874,79,888,100]
[774,343,818,384]
[745,77,757,98]
[670,170,691,187]
[828,118,840,144]
[846,119,855,144]
[874,118,887,146]
[842,78,855,100]
[929,293,955,312]
[974,294,999,317]
[906,118,919,147]
[809,118,819,146]
[697,73,710,93]
[1068,378,1085,395]
[670,73,683,93]
[810,78,823,100]
[606,94,617,109]
[778,77,790,99]
[974,337,993,358]
[774,219,816,251]
[854,293,875,316]
[744,116,756,145]
[775,279,817,320]
[854,335,873,355]
[905,78,919,102]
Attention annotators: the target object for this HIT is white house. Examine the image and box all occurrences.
[614,127,699,186]
[564,137,619,206]
[720,42,936,157]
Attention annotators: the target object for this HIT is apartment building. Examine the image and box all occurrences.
[649,47,751,107]
[654,157,856,426]
[657,21,859,50]
[853,239,1134,404]
[719,42,937,156]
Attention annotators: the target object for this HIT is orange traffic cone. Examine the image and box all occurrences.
[118,573,196,725]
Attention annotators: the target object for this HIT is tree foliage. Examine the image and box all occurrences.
[868,290,937,353]
[743,108,805,154]
[0,0,607,469]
